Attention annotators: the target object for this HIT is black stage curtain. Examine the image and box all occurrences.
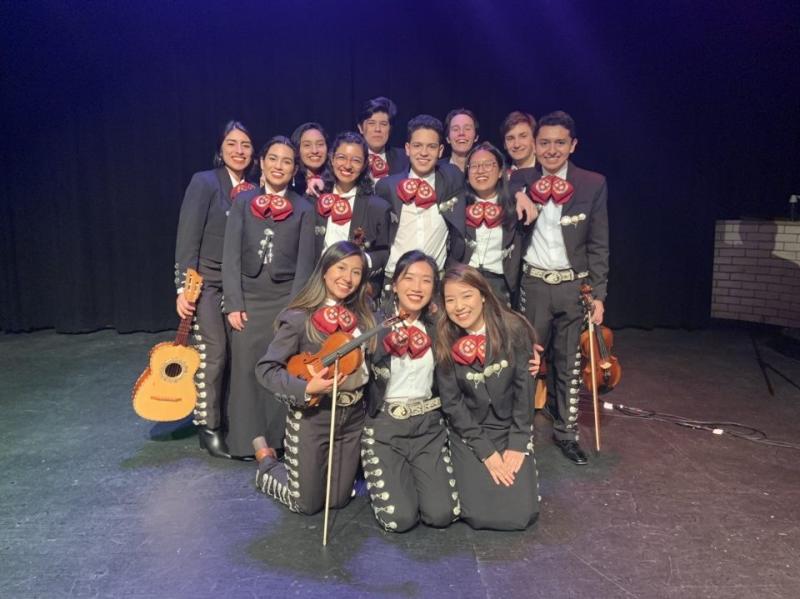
[2,0,799,333]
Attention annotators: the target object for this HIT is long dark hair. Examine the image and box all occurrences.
[435,264,535,370]
[212,120,253,169]
[254,135,298,187]
[388,250,440,326]
[286,241,377,349]
[465,141,516,228]
[321,131,374,196]
[290,122,328,176]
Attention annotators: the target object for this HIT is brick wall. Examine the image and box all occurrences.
[712,220,800,327]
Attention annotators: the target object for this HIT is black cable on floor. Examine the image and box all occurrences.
[575,397,800,451]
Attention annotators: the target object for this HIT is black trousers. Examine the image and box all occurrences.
[477,268,511,308]
[448,412,539,531]
[191,263,230,430]
[362,409,459,532]
[256,398,364,515]
[520,275,584,442]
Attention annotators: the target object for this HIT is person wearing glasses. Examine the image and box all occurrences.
[357,96,410,182]
[441,108,479,172]
[310,131,392,298]
[463,142,525,307]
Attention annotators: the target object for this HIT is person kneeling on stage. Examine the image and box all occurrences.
[362,250,460,532]
[436,265,540,530]
[254,241,375,515]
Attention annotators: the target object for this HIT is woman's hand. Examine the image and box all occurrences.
[227,311,247,331]
[304,365,347,396]
[305,178,325,198]
[176,292,196,319]
[529,343,544,376]
[502,449,526,474]
[483,451,515,487]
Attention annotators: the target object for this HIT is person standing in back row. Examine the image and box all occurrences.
[174,120,255,459]
[509,111,609,466]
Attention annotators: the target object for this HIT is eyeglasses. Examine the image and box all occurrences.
[467,160,499,172]
[333,154,365,167]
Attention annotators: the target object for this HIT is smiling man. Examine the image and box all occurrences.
[509,111,609,466]
[502,111,537,174]
[442,108,479,172]
[376,114,466,289]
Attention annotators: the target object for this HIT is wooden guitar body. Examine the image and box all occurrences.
[133,342,201,421]
[132,268,204,422]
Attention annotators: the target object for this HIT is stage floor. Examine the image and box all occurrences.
[1,326,799,598]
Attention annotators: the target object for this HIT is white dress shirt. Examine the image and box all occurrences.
[524,163,571,270]
[386,169,449,275]
[384,318,434,402]
[467,194,504,275]
[323,185,357,250]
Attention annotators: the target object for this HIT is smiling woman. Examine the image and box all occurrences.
[436,264,540,531]
[221,135,316,458]
[362,250,460,533]
[173,120,254,459]
[311,131,392,299]
[463,141,526,306]
[253,241,376,515]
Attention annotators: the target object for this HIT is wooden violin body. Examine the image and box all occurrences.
[287,331,364,380]
[580,324,622,394]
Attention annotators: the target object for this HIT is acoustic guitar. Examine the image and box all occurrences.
[132,269,203,422]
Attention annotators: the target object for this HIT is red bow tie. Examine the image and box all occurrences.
[231,181,256,200]
[317,193,353,225]
[311,305,357,335]
[250,194,293,221]
[368,154,389,179]
[383,325,431,359]
[397,178,437,209]
[528,175,574,205]
[451,334,486,366]
[466,201,503,228]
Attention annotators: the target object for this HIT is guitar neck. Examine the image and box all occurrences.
[175,316,193,346]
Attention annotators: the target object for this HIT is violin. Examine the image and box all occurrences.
[579,284,622,393]
[287,311,407,383]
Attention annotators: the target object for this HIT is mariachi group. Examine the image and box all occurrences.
[174,96,609,532]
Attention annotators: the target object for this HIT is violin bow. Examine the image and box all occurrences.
[581,284,602,452]
[320,311,404,546]
[322,358,340,546]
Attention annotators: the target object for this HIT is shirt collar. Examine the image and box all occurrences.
[334,185,358,200]
[408,168,436,187]
[543,162,569,180]
[263,183,288,197]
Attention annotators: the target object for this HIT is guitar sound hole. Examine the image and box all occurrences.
[165,362,183,378]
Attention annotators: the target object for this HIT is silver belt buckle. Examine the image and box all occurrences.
[337,391,360,407]
[543,270,563,284]
[387,403,411,420]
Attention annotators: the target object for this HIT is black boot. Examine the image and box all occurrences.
[198,427,231,459]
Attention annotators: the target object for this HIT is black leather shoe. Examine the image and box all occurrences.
[555,440,588,465]
[198,427,232,459]
[231,454,255,462]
